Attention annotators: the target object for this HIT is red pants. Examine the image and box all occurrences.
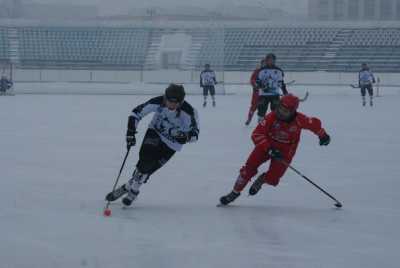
[233,143,296,192]
[247,90,259,121]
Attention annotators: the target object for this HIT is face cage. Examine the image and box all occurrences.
[165,98,182,110]
[276,104,293,120]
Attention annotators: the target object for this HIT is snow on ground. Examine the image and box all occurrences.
[1,89,399,268]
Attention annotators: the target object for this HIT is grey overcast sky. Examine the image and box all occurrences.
[34,0,308,16]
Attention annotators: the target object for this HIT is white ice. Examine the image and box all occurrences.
[1,88,399,268]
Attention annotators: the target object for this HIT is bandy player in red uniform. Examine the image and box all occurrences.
[245,59,266,125]
[220,94,331,205]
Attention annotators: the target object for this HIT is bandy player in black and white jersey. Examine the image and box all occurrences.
[358,63,376,106]
[255,53,288,122]
[200,64,217,107]
[106,84,200,206]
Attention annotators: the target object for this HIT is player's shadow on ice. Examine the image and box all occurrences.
[218,204,344,220]
[103,202,343,222]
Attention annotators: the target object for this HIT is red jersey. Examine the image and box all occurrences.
[250,68,260,89]
[251,112,327,155]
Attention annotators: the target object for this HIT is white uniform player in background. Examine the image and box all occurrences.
[358,63,376,107]
[255,53,288,122]
[200,64,217,107]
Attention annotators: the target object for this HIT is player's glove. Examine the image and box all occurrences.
[126,129,136,149]
[269,148,283,160]
[319,133,330,146]
[174,131,190,145]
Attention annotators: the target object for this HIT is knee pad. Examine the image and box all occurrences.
[135,169,149,182]
[131,168,150,184]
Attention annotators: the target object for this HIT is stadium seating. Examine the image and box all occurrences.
[0,25,399,72]
[0,28,10,61]
[215,28,340,71]
[189,26,400,72]
[18,27,150,69]
[333,28,400,72]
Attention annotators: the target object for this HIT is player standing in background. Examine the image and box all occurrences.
[358,63,375,107]
[105,84,200,206]
[219,94,331,205]
[200,64,217,107]
[0,75,13,95]
[255,53,288,122]
[245,59,266,126]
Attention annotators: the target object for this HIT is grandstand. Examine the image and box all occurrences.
[0,23,399,73]
[18,27,150,68]
[332,28,400,72]
[217,27,342,71]
[0,28,10,61]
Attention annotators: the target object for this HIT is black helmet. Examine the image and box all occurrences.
[165,84,185,103]
[265,53,276,64]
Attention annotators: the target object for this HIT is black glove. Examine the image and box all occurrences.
[269,148,283,160]
[126,130,136,149]
[319,133,330,146]
[174,131,190,145]
[126,116,137,149]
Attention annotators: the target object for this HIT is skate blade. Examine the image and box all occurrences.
[122,205,134,210]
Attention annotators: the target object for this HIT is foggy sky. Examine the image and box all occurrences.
[34,0,308,16]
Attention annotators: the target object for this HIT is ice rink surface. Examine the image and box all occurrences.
[1,90,399,268]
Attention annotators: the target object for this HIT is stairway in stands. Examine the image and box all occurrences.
[144,29,208,70]
[7,27,19,65]
[322,29,354,69]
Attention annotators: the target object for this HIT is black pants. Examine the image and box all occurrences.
[360,85,373,97]
[203,86,216,96]
[257,95,280,117]
[136,129,175,177]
